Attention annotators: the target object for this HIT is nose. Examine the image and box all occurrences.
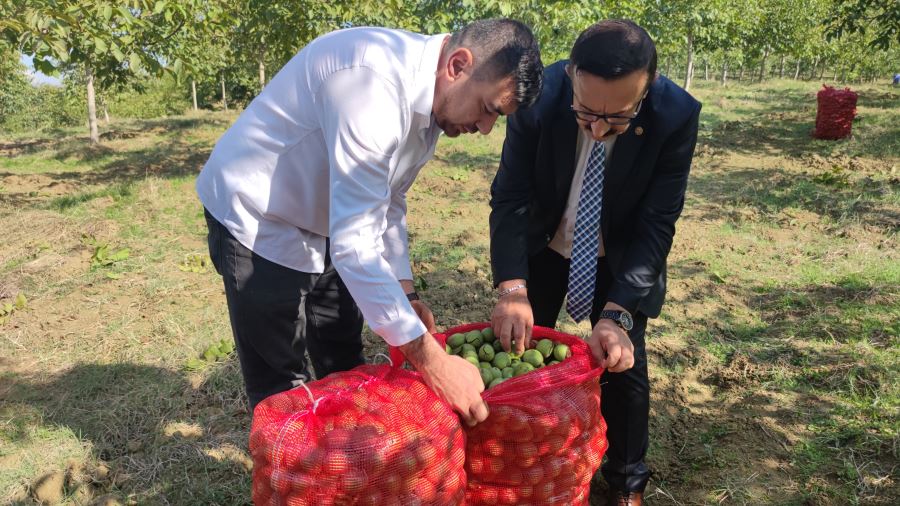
[476,112,499,135]
[590,119,612,140]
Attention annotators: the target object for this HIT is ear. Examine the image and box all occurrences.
[445,47,474,81]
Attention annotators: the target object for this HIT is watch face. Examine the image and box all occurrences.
[621,311,634,331]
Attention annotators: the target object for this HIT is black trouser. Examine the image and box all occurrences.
[527,247,652,493]
[204,209,365,409]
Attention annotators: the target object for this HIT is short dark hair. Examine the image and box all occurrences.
[447,18,543,108]
[570,19,657,83]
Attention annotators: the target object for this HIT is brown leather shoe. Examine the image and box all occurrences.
[609,489,643,506]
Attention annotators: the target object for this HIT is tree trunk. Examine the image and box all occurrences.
[86,67,99,144]
[820,63,826,80]
[759,47,769,81]
[221,74,228,111]
[832,68,837,81]
[191,79,198,111]
[258,48,266,91]
[794,59,801,80]
[103,103,110,125]
[738,63,745,81]
[809,57,819,80]
[721,61,728,86]
[665,58,671,77]
[779,55,785,78]
[684,33,694,91]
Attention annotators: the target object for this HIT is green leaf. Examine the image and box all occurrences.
[128,53,141,72]
[14,293,26,310]
[48,39,69,61]
[102,5,113,21]
[111,45,125,62]
[108,248,130,262]
[153,1,168,15]
[105,272,123,280]
[94,37,107,53]
[185,358,205,371]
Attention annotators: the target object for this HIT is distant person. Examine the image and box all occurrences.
[196,20,543,426]
[488,20,700,505]
[893,73,899,86]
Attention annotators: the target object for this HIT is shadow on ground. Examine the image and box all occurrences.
[1,359,252,505]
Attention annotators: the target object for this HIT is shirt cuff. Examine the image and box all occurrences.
[370,309,427,347]
[387,256,414,282]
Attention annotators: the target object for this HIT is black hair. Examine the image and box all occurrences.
[570,19,657,83]
[447,18,543,108]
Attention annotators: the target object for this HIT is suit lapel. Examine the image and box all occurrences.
[553,77,579,200]
[602,108,647,236]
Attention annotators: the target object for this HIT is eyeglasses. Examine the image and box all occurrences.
[570,97,644,126]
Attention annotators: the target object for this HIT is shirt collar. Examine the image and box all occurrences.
[410,34,448,127]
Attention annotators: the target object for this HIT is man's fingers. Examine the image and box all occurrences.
[609,349,635,373]
[606,343,622,371]
[469,400,490,425]
[497,320,510,352]
[513,321,526,354]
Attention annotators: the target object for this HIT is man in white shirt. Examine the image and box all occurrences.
[196,19,542,426]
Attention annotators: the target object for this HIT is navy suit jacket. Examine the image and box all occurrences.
[489,61,701,318]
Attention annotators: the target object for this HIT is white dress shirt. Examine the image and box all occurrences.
[196,27,447,346]
[548,128,616,258]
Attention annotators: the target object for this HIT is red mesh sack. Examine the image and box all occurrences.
[249,364,467,506]
[394,323,606,506]
[814,85,858,140]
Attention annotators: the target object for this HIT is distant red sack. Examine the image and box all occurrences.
[814,85,858,140]
[250,364,466,506]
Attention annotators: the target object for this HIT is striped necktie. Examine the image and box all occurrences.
[566,140,605,322]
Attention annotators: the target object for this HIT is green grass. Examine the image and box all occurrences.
[1,81,898,504]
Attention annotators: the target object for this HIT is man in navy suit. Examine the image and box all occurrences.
[488,20,701,505]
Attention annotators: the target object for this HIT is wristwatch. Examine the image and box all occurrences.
[406,291,420,302]
[598,309,634,331]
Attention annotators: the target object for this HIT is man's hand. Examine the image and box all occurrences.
[410,300,437,334]
[491,280,533,355]
[399,333,489,426]
[587,319,635,372]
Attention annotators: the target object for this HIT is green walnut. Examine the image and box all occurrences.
[447,333,466,348]
[523,349,544,367]
[553,343,571,362]
[492,351,511,369]
[479,344,495,362]
[513,362,535,377]
[465,330,484,348]
[536,339,554,359]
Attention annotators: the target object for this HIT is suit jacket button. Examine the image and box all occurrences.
[635,126,644,136]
